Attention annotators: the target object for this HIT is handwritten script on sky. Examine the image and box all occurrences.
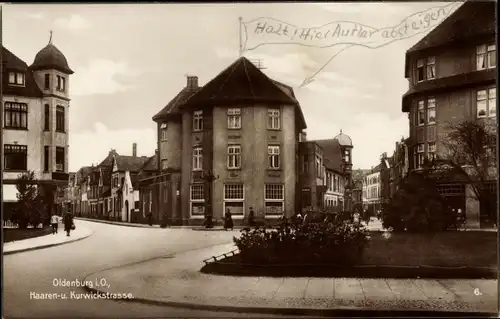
[240,2,462,86]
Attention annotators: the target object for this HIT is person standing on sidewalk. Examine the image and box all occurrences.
[247,207,255,227]
[50,213,59,234]
[224,208,234,230]
[63,210,74,237]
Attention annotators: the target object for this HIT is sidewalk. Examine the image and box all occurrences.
[83,243,497,315]
[4,221,94,255]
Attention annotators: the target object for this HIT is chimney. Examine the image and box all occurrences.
[132,143,137,157]
[186,75,198,90]
[109,149,117,156]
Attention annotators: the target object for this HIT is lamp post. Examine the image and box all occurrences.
[202,169,219,228]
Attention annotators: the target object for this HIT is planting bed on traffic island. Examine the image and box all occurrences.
[201,224,497,279]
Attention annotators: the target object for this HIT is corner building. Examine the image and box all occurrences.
[150,57,307,225]
[2,38,73,216]
[402,1,497,228]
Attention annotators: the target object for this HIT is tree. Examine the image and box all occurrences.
[13,171,43,229]
[383,171,454,232]
[425,120,497,225]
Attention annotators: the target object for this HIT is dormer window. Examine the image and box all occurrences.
[56,75,66,92]
[8,72,25,86]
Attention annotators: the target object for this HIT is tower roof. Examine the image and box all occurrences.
[30,32,73,74]
[334,130,353,147]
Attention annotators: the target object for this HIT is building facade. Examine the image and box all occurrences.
[362,166,382,214]
[2,38,73,216]
[146,57,308,225]
[402,1,496,228]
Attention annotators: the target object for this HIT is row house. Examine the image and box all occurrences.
[110,143,151,222]
[362,165,382,214]
[298,133,353,213]
[73,166,93,217]
[145,57,308,226]
[402,1,496,228]
[2,35,73,217]
[379,138,410,205]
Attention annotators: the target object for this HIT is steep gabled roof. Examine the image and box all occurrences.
[115,155,150,173]
[313,139,343,173]
[100,166,112,186]
[2,46,44,98]
[152,86,200,122]
[140,155,158,172]
[183,57,297,108]
[98,151,117,167]
[76,166,93,183]
[407,2,494,54]
[181,57,307,129]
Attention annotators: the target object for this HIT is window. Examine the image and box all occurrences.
[8,72,25,86]
[477,87,496,118]
[227,108,242,129]
[193,110,203,131]
[44,146,49,171]
[301,188,311,208]
[268,145,280,169]
[302,155,309,173]
[56,106,65,132]
[192,147,203,171]
[415,144,425,169]
[149,189,153,213]
[417,100,425,126]
[426,56,435,80]
[415,57,435,82]
[56,147,65,172]
[265,184,284,217]
[227,145,241,169]
[44,104,50,131]
[190,184,205,217]
[56,75,66,92]
[4,144,27,171]
[428,142,436,161]
[315,154,322,177]
[477,44,496,70]
[224,184,244,216]
[267,109,281,130]
[161,159,168,170]
[427,98,436,124]
[44,74,50,89]
[344,149,350,163]
[4,102,28,129]
[160,123,168,141]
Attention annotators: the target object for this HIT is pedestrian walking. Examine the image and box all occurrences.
[247,207,255,227]
[147,212,153,226]
[50,213,59,234]
[63,210,74,237]
[224,208,234,230]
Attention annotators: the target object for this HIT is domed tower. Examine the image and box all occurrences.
[30,31,74,176]
[334,130,354,211]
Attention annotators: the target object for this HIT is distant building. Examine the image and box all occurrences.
[298,131,353,213]
[402,1,496,228]
[362,166,382,214]
[2,35,73,217]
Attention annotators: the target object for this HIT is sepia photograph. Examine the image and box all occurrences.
[1,1,498,318]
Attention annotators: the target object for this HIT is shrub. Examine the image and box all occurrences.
[383,173,455,232]
[233,216,370,265]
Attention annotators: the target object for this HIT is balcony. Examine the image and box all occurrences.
[52,172,69,182]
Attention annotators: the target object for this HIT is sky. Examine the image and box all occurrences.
[3,2,461,171]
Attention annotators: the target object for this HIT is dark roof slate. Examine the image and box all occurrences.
[115,155,150,173]
[2,46,44,98]
[30,43,74,74]
[152,87,200,122]
[407,2,495,53]
[313,139,343,173]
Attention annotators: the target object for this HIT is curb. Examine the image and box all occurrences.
[3,229,95,255]
[81,284,494,317]
[75,218,161,228]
